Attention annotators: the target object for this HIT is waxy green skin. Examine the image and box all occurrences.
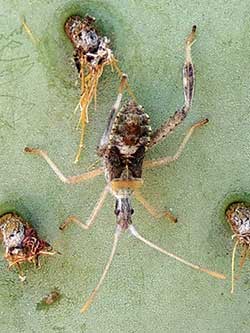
[1,0,250,332]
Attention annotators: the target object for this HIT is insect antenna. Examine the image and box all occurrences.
[80,226,121,313]
[129,225,226,280]
[111,59,137,101]
[231,240,239,293]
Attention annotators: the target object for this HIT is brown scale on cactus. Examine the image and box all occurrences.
[25,26,225,313]
[65,15,135,163]
[0,213,58,281]
[226,202,250,293]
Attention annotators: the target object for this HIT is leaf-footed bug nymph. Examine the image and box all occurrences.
[25,26,225,312]
[226,202,250,293]
[0,213,58,281]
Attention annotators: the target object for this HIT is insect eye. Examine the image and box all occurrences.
[131,209,134,215]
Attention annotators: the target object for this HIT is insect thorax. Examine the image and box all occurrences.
[101,101,151,183]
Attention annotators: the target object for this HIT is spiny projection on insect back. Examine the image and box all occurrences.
[65,15,135,163]
[226,202,250,293]
[0,213,58,281]
[25,26,225,313]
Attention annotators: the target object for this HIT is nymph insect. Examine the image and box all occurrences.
[226,202,250,293]
[65,15,135,163]
[0,212,57,281]
[25,26,225,312]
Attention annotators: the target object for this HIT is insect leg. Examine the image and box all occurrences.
[111,58,137,101]
[60,185,109,230]
[80,226,121,313]
[129,225,226,280]
[144,118,208,169]
[24,147,103,184]
[99,74,128,150]
[149,26,197,148]
[134,190,177,223]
